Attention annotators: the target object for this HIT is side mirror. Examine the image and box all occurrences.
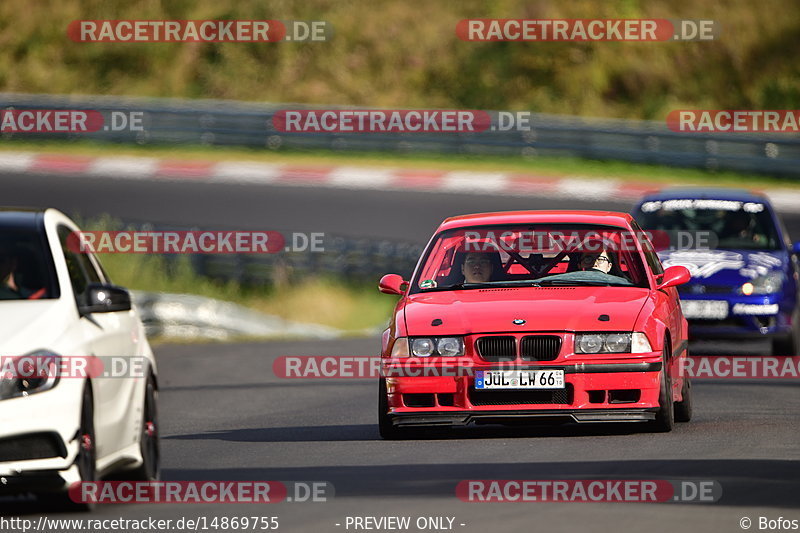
[80,283,132,314]
[656,265,691,290]
[379,274,407,296]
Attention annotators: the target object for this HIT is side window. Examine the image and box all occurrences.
[640,235,665,276]
[630,221,665,276]
[57,225,103,304]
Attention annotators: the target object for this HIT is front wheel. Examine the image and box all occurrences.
[378,378,401,439]
[129,373,160,481]
[652,343,675,432]
[41,383,96,512]
[674,376,693,423]
[378,379,424,440]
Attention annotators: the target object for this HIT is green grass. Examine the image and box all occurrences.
[3,138,799,190]
[81,216,396,333]
[1,1,798,120]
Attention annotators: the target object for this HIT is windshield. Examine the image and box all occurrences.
[0,225,58,301]
[635,199,781,251]
[411,224,650,293]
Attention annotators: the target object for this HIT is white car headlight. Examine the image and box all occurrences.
[0,350,62,400]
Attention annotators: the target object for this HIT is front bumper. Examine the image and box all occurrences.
[389,408,657,427]
[0,377,83,489]
[383,357,667,424]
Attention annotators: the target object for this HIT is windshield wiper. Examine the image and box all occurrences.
[536,279,614,287]
[420,280,541,292]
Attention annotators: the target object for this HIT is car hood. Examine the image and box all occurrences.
[403,287,650,336]
[0,300,74,354]
[658,249,786,287]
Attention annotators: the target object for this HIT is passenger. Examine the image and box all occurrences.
[579,249,613,274]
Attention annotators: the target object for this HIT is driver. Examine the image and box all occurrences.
[0,242,21,299]
[579,249,613,274]
[461,251,495,283]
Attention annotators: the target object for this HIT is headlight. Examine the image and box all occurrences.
[575,333,652,354]
[409,337,465,357]
[411,338,435,357]
[390,337,410,357]
[436,337,464,357]
[604,333,631,353]
[0,350,61,400]
[741,272,784,295]
[576,334,604,354]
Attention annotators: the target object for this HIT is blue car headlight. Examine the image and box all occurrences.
[740,272,784,295]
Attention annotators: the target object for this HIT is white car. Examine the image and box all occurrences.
[0,207,158,509]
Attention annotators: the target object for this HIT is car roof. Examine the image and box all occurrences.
[439,210,635,232]
[636,187,769,204]
[0,207,47,228]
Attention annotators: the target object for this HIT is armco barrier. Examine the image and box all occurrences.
[2,93,799,176]
[104,220,424,286]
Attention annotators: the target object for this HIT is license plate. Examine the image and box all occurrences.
[475,370,565,390]
[681,300,728,319]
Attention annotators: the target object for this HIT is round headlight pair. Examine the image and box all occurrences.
[410,337,463,357]
[576,333,631,354]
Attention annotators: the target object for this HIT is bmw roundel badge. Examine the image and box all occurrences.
[512,318,526,325]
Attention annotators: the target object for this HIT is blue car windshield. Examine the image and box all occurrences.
[635,199,781,251]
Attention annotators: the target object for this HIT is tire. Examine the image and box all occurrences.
[772,317,799,356]
[378,379,422,440]
[652,342,675,432]
[674,376,693,423]
[378,378,401,439]
[40,383,96,512]
[128,373,160,481]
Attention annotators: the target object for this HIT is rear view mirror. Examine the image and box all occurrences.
[379,274,407,295]
[657,266,691,290]
[80,283,132,314]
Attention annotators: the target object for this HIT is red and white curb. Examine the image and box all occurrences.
[1,151,798,212]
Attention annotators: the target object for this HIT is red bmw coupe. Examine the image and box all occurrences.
[378,211,692,438]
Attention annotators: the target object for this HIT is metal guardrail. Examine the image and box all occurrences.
[132,291,344,339]
[2,93,800,177]
[112,220,424,285]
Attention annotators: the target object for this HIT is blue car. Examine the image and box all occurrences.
[632,188,800,355]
